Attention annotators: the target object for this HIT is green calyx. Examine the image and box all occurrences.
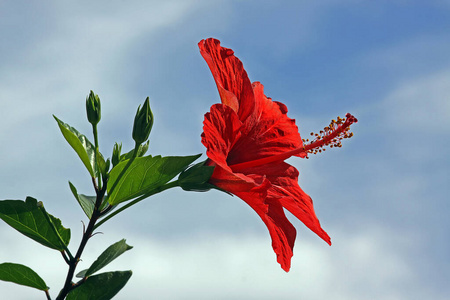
[178,160,215,192]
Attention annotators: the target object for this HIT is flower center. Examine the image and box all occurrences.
[230,113,358,171]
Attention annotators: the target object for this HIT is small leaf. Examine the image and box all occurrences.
[96,149,110,178]
[69,182,95,219]
[66,271,132,300]
[119,141,149,162]
[0,263,48,291]
[108,154,201,205]
[54,115,96,177]
[0,197,70,250]
[76,239,133,278]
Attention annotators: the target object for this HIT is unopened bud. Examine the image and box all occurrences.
[112,143,122,167]
[86,90,101,125]
[132,97,153,144]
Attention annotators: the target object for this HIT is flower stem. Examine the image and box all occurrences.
[55,181,107,300]
[92,123,101,190]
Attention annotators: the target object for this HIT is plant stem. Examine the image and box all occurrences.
[55,183,107,300]
[94,180,179,230]
[92,124,101,190]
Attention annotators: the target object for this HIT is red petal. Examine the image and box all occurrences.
[199,38,255,122]
[228,82,304,166]
[201,103,242,171]
[202,104,297,271]
[210,167,296,272]
[250,162,331,245]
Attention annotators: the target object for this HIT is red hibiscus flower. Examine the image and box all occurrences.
[199,38,357,272]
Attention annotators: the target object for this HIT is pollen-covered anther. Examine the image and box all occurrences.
[303,113,357,155]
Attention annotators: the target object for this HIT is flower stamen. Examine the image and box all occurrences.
[302,113,357,157]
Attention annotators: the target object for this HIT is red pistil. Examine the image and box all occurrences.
[231,113,358,171]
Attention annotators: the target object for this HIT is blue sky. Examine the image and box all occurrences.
[0,1,449,299]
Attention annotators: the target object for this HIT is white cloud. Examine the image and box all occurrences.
[382,70,450,132]
[0,224,438,300]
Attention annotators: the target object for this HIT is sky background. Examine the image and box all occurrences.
[0,0,449,299]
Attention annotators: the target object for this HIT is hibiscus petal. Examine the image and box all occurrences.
[228,82,304,166]
[263,198,296,272]
[211,168,296,272]
[199,38,255,122]
[256,162,331,245]
[201,103,242,171]
[202,103,297,271]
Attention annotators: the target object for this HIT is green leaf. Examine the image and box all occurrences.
[54,115,96,177]
[69,182,95,219]
[66,271,132,300]
[96,150,110,178]
[0,263,48,291]
[0,197,70,250]
[108,154,201,205]
[119,141,149,162]
[76,239,133,278]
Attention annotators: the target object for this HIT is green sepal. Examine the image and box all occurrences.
[54,115,97,177]
[66,271,132,300]
[119,141,149,162]
[179,159,215,192]
[0,197,70,251]
[107,154,201,205]
[76,239,133,278]
[0,263,48,291]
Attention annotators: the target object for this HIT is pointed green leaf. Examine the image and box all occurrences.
[119,141,149,162]
[0,263,48,291]
[69,182,95,219]
[76,239,133,278]
[107,154,201,205]
[0,197,70,250]
[66,271,132,300]
[54,115,96,177]
[96,149,110,178]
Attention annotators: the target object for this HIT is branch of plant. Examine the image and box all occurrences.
[60,251,70,265]
[45,289,51,300]
[55,180,107,299]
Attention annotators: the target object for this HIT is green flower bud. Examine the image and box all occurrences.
[86,90,101,125]
[112,142,122,167]
[132,97,153,144]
